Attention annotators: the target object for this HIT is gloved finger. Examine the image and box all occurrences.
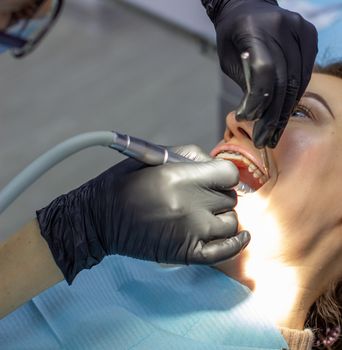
[206,190,237,214]
[235,40,275,122]
[168,144,212,162]
[252,84,284,149]
[195,211,238,241]
[191,231,251,265]
[216,211,238,225]
[268,33,302,148]
[206,211,239,239]
[252,44,287,148]
[269,79,300,148]
[196,159,240,190]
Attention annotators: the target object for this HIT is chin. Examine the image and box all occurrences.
[210,141,286,290]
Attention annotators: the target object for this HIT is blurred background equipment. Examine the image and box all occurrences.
[0,0,222,239]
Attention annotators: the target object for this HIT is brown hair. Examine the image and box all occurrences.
[314,61,342,79]
[305,282,342,349]
[305,61,342,350]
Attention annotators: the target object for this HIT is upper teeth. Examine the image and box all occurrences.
[248,163,257,172]
[216,151,267,185]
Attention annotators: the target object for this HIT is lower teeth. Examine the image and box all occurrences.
[235,182,254,196]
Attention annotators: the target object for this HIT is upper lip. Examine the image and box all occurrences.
[210,143,267,177]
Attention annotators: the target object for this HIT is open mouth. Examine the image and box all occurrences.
[211,144,270,195]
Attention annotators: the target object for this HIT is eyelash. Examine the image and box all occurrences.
[291,103,315,120]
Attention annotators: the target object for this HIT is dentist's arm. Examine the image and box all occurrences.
[1,145,250,318]
[202,0,318,148]
[0,220,64,319]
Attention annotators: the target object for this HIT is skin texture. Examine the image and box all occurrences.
[214,73,342,329]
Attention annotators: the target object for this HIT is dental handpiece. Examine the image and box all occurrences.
[0,131,252,217]
[110,132,192,165]
[111,132,253,195]
[241,52,270,178]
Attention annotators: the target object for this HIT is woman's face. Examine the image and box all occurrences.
[211,73,342,289]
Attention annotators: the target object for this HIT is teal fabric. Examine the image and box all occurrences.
[0,256,288,350]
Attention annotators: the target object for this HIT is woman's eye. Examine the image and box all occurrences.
[291,109,307,118]
[291,104,313,120]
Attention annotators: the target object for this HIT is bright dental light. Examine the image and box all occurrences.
[235,191,298,326]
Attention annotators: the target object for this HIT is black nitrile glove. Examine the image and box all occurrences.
[202,0,318,148]
[37,145,250,284]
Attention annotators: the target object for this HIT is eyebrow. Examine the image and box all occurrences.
[303,91,335,119]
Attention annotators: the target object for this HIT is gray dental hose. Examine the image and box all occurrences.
[0,131,250,218]
[0,131,191,216]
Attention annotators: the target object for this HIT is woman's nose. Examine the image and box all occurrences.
[224,111,253,143]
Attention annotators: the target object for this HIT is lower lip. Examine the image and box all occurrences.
[239,167,263,191]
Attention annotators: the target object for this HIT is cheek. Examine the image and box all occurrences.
[266,125,342,254]
[270,127,330,229]
[273,127,317,173]
[272,126,337,190]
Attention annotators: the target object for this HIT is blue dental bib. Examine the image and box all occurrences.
[0,256,288,349]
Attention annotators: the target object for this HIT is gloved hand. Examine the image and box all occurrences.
[202,0,318,148]
[37,145,250,284]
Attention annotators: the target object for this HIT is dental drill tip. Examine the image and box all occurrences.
[260,148,270,179]
[235,182,254,196]
[240,51,251,94]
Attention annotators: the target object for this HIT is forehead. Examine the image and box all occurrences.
[308,73,342,118]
